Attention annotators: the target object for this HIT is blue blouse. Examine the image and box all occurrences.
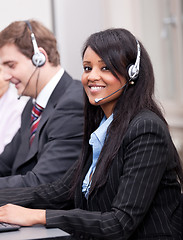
[82,114,113,199]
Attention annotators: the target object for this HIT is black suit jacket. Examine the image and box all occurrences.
[0,109,181,239]
[0,71,84,188]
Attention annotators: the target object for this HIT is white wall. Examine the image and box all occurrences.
[0,0,53,32]
[53,0,107,80]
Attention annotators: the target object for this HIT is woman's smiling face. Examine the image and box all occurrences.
[82,47,126,118]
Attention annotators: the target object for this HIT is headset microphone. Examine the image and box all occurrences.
[95,83,127,103]
[18,66,39,99]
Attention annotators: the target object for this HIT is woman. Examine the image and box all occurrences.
[0,28,182,240]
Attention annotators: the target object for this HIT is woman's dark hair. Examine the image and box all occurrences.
[71,28,183,196]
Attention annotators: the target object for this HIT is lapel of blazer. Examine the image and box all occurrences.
[15,71,74,169]
[21,99,33,153]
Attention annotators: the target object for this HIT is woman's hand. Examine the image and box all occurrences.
[0,204,46,226]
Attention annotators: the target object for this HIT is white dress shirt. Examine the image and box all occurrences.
[0,86,27,153]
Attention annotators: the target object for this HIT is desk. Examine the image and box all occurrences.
[0,225,72,240]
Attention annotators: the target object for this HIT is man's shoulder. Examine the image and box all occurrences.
[59,72,83,99]
[58,71,83,93]
[52,74,83,108]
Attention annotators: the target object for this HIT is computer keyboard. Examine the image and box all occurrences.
[0,222,20,232]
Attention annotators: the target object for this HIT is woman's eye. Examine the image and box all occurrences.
[102,66,109,71]
[83,66,92,72]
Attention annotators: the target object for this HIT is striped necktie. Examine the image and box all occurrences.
[30,102,44,145]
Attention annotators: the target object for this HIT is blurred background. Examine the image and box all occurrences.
[0,0,183,160]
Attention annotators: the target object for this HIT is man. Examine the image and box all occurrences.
[0,20,84,188]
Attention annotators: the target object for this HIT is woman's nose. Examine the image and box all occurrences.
[87,69,101,81]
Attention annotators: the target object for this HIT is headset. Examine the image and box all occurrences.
[18,21,46,99]
[25,20,46,67]
[127,39,141,82]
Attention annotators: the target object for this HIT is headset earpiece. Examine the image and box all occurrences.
[128,64,139,80]
[32,52,46,67]
[25,20,46,67]
[128,39,141,82]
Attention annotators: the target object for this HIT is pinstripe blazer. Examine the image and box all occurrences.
[0,109,181,239]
